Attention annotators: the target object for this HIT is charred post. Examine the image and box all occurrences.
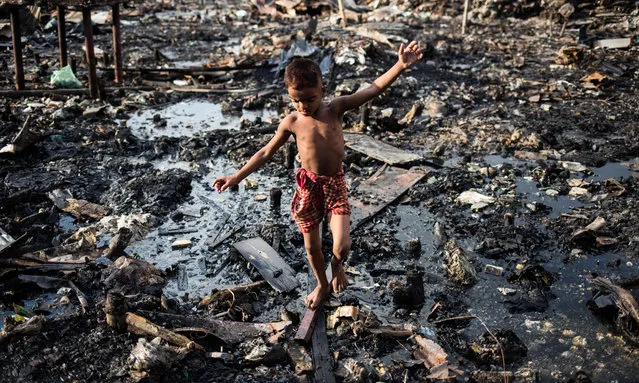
[9,6,24,90]
[82,7,99,98]
[57,5,68,67]
[112,3,123,83]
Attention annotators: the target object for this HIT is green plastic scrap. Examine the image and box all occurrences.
[13,303,34,318]
[50,65,83,89]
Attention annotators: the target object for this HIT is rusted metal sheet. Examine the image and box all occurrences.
[344,132,422,165]
[233,237,299,293]
[350,166,429,230]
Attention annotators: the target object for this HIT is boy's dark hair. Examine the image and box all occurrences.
[284,58,322,90]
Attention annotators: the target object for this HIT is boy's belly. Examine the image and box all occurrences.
[298,147,344,176]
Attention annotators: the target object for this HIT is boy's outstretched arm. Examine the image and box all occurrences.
[331,41,423,115]
[213,118,292,192]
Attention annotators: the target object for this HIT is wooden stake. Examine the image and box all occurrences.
[337,0,347,27]
[112,3,123,83]
[461,0,470,35]
[82,8,98,98]
[10,6,24,90]
[57,6,68,68]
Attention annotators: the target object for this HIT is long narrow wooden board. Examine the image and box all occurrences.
[294,265,333,343]
[312,309,335,383]
[233,237,299,293]
[294,258,335,382]
[344,132,422,165]
[350,166,429,231]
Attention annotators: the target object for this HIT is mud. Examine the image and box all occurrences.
[1,0,639,382]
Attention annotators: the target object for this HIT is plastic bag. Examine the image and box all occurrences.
[50,65,83,89]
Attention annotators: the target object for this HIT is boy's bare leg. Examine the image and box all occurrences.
[328,213,350,293]
[303,226,330,309]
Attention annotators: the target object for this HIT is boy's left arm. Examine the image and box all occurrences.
[330,41,423,115]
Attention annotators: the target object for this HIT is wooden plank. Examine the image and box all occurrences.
[299,257,335,382]
[344,133,422,165]
[233,237,299,293]
[350,166,428,230]
[312,309,335,383]
[294,265,333,343]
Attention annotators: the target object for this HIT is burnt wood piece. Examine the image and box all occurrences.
[82,7,98,98]
[206,225,243,251]
[111,3,122,83]
[9,5,24,90]
[233,237,299,293]
[57,5,67,67]
[137,310,291,345]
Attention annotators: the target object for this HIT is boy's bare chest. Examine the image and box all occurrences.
[293,120,342,143]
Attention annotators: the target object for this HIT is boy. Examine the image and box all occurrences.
[213,41,423,309]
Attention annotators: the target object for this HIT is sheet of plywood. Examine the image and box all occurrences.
[233,237,299,293]
[344,133,422,165]
[350,166,428,230]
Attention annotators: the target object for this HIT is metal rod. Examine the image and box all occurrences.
[112,3,123,83]
[82,8,98,98]
[10,6,24,91]
[57,6,68,67]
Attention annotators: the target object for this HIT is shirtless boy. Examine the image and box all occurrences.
[213,41,423,309]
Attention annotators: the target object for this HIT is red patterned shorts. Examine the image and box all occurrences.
[291,168,351,233]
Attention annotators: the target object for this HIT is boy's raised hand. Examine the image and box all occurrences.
[213,175,237,192]
[398,41,424,69]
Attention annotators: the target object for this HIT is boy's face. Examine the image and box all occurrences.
[287,83,324,117]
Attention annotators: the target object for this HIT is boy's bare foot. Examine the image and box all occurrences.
[332,263,348,293]
[305,284,330,310]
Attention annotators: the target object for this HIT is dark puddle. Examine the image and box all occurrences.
[465,250,639,381]
[126,100,277,139]
[484,155,632,218]
[127,156,295,299]
[0,292,77,330]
